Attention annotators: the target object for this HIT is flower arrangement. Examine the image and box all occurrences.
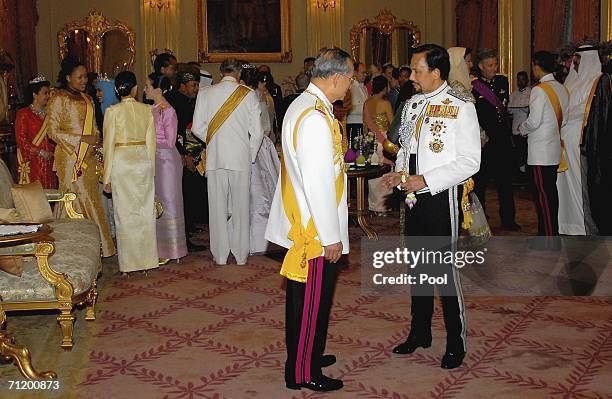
[351,132,377,166]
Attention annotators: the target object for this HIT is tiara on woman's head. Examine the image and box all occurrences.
[28,75,48,85]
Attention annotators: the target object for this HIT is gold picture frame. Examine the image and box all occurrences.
[197,0,292,63]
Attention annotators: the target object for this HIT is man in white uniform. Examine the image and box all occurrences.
[346,62,368,149]
[265,48,352,392]
[382,44,481,370]
[557,45,602,235]
[192,59,263,265]
[519,51,569,237]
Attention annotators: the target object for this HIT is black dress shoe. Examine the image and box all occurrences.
[286,375,343,392]
[392,336,432,354]
[441,350,465,369]
[321,354,336,367]
[501,222,521,231]
[187,241,206,252]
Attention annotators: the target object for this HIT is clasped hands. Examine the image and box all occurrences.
[80,135,100,147]
[381,171,427,193]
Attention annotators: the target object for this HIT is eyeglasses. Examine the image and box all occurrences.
[337,73,356,84]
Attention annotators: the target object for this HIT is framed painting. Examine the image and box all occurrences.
[198,0,292,63]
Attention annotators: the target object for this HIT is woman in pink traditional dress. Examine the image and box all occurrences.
[145,73,188,263]
[363,75,395,215]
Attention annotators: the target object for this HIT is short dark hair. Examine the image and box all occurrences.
[24,78,50,106]
[372,75,388,94]
[57,57,86,89]
[382,63,394,73]
[464,48,472,58]
[391,67,400,80]
[304,57,316,64]
[114,70,137,98]
[533,51,557,73]
[399,66,411,75]
[412,44,450,80]
[516,70,529,78]
[153,53,176,74]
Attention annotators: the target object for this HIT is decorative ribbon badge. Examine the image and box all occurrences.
[426,104,459,119]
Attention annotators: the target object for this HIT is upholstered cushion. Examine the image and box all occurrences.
[11,181,54,223]
[0,158,14,208]
[0,256,23,277]
[0,219,101,302]
[0,207,22,223]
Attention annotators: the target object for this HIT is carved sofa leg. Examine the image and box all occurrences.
[85,280,98,321]
[57,305,75,351]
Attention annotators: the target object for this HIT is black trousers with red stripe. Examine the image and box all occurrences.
[285,257,338,384]
[528,165,559,236]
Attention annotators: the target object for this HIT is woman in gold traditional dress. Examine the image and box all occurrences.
[364,75,395,215]
[103,71,158,274]
[45,58,116,257]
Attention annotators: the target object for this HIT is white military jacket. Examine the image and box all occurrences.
[519,73,569,166]
[395,81,481,195]
[265,83,349,254]
[192,76,264,172]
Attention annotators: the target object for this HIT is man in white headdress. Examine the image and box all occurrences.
[557,45,602,235]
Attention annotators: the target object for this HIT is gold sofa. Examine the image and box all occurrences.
[0,159,101,350]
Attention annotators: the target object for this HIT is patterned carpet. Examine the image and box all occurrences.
[2,187,612,399]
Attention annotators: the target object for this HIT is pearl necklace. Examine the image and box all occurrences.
[30,104,46,118]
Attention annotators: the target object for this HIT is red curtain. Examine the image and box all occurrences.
[456,0,498,52]
[0,0,38,102]
[456,0,482,54]
[532,0,568,52]
[572,0,600,42]
[480,0,498,49]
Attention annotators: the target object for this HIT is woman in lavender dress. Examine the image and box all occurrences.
[145,73,188,263]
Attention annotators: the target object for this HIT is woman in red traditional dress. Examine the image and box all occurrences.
[15,76,57,188]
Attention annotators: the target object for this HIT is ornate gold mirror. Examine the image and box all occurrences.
[350,9,421,67]
[58,10,136,76]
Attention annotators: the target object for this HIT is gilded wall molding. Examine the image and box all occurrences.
[307,0,344,56]
[607,0,612,40]
[498,0,514,89]
[141,0,180,71]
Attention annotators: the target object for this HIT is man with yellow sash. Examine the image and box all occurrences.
[518,51,569,238]
[557,45,602,236]
[265,48,353,392]
[192,59,263,265]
